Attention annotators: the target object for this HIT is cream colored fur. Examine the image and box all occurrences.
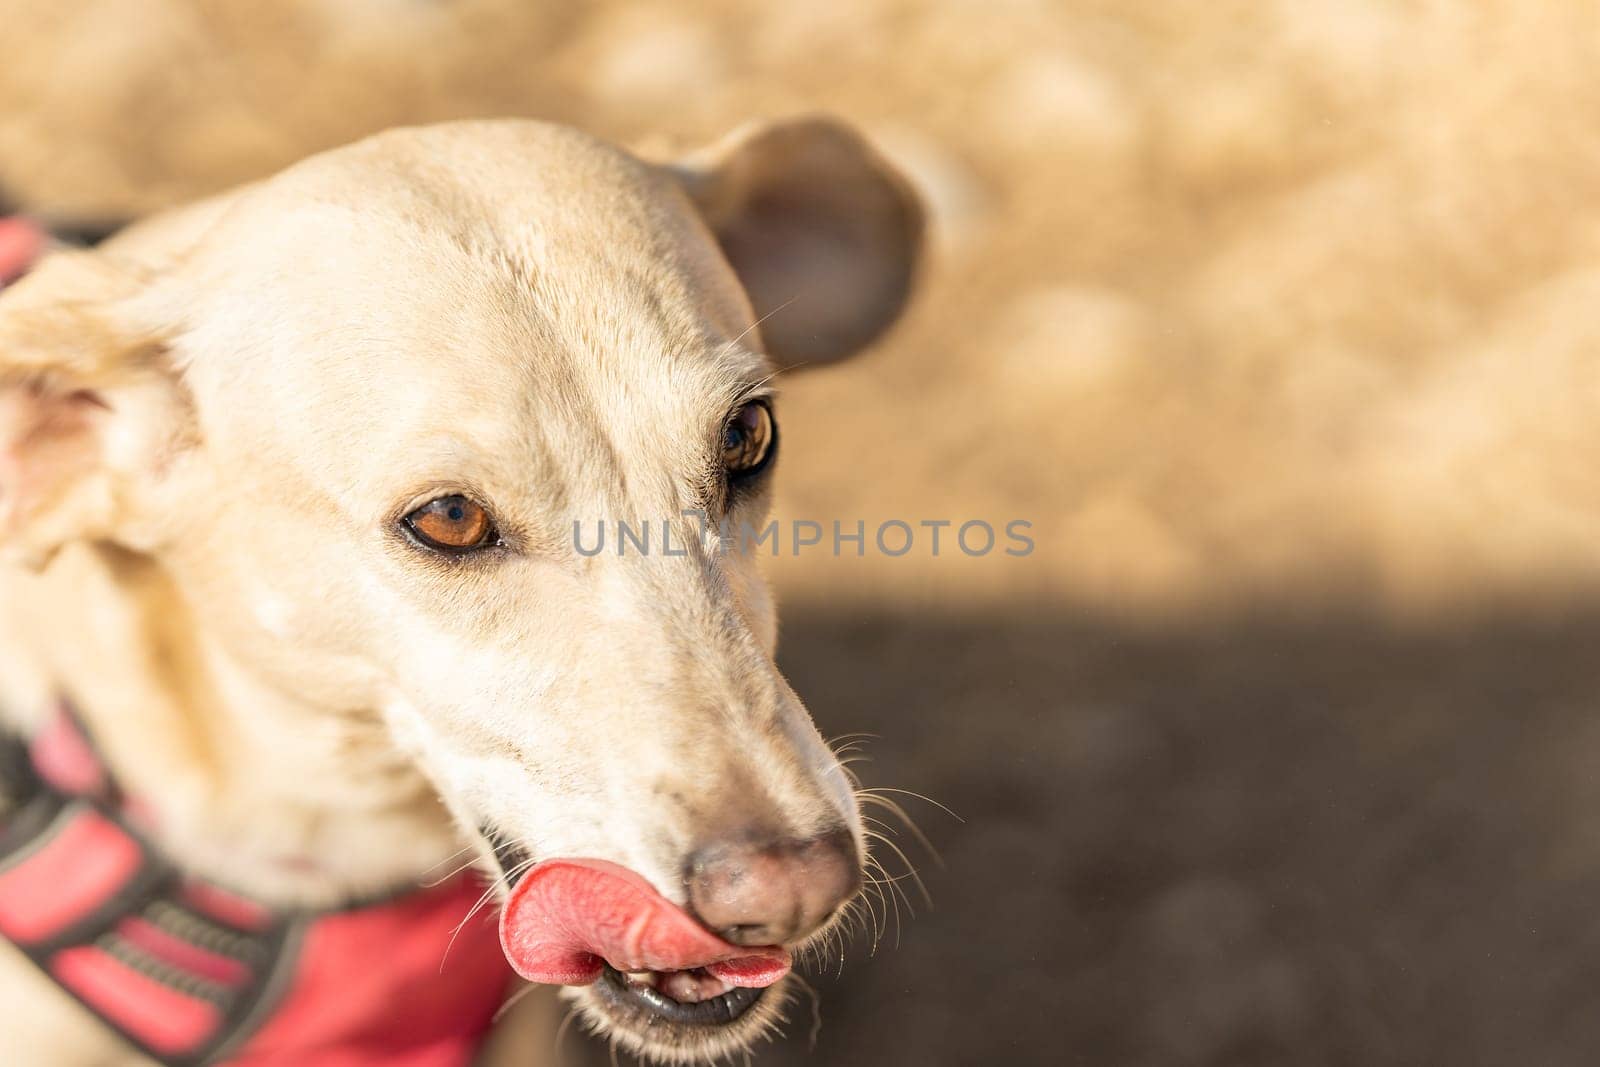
[0,118,922,1065]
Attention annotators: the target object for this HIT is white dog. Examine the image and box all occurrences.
[0,117,922,1065]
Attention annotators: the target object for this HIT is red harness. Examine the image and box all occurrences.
[0,708,512,1066]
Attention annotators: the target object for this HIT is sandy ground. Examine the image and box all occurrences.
[5,2,1600,1063]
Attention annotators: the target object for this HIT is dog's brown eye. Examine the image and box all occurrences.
[723,401,776,480]
[403,495,496,552]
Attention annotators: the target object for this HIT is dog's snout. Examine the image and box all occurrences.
[685,828,860,946]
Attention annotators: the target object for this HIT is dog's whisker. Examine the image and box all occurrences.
[860,813,902,835]
[862,850,906,947]
[440,883,503,972]
[492,980,539,1024]
[802,925,826,969]
[841,896,874,952]
[858,785,963,822]
[856,791,923,828]
[863,844,917,948]
[438,838,537,971]
[864,870,902,953]
[421,863,476,889]
[865,828,930,911]
[552,1003,582,1058]
[865,876,892,948]
[421,850,487,888]
[857,790,949,869]
[792,891,865,977]
[808,921,842,974]
[854,868,887,949]
[787,972,825,1052]
[832,897,865,957]
[848,892,873,931]
[418,843,475,877]
[718,297,800,363]
[825,730,880,753]
[859,819,941,884]
[818,921,841,978]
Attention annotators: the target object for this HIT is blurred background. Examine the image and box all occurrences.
[6,2,1600,1063]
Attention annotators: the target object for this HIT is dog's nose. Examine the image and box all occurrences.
[686,828,860,946]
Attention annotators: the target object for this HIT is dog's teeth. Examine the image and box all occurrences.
[625,970,657,987]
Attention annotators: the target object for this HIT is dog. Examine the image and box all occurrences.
[0,116,923,1065]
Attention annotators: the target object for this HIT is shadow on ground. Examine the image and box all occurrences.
[577,603,1600,1066]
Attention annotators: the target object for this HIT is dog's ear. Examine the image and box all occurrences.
[0,253,194,568]
[672,117,925,369]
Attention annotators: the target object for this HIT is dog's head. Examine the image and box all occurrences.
[0,118,922,1061]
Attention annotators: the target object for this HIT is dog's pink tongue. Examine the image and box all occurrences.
[498,858,790,988]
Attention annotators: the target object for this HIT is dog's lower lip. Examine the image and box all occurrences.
[595,964,767,1026]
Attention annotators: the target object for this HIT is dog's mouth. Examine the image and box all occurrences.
[572,964,788,1065]
[480,829,790,1056]
[594,962,769,1024]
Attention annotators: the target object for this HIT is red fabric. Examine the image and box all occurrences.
[116,916,252,987]
[180,877,276,933]
[0,710,514,1066]
[0,217,45,285]
[53,945,223,1056]
[0,809,141,943]
[31,711,111,798]
[223,876,510,1067]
